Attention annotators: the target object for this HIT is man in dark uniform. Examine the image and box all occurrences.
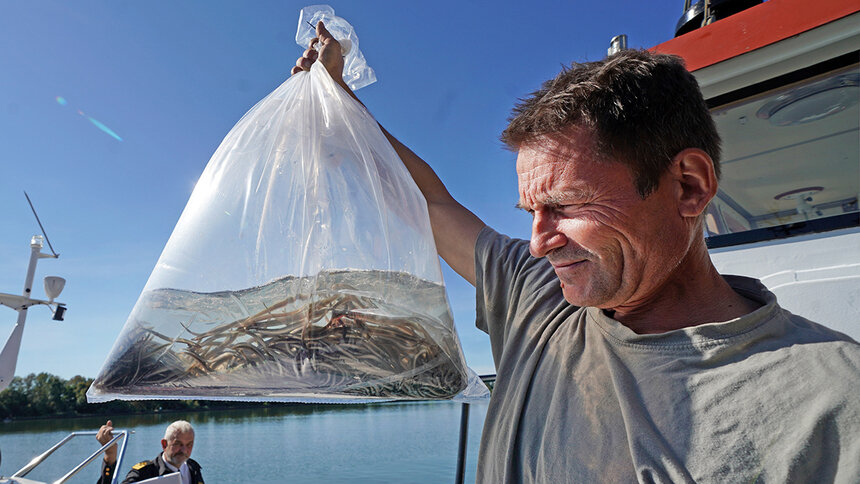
[96,419,204,484]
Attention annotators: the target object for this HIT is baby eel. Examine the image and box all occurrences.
[108,290,465,399]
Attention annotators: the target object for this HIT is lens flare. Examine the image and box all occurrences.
[55,96,123,141]
[84,116,123,141]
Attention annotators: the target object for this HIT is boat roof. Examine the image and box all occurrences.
[652,0,860,72]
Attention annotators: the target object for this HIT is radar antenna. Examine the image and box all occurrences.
[24,191,59,258]
[0,193,67,391]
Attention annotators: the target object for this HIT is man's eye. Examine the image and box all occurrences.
[559,203,586,212]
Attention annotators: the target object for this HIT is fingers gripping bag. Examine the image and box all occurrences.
[87,5,487,403]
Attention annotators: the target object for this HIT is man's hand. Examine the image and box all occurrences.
[288,20,484,283]
[291,21,348,91]
[96,419,118,464]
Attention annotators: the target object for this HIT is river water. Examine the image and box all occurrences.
[0,401,489,483]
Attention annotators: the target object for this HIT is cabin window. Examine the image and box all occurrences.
[705,62,859,248]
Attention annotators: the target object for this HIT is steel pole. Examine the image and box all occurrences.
[0,237,43,390]
[455,403,470,484]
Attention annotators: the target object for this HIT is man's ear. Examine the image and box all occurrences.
[672,148,718,218]
[161,439,168,450]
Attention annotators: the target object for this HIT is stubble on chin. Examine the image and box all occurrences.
[557,266,620,309]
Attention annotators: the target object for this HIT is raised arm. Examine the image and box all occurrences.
[292,22,485,284]
[96,419,118,465]
[95,420,118,484]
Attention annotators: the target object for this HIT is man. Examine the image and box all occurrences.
[295,23,859,482]
[96,420,204,484]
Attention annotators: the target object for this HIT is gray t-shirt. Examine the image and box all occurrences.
[474,227,860,483]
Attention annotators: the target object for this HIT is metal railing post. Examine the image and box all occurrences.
[455,402,470,484]
[10,429,130,484]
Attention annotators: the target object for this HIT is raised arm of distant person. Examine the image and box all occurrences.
[95,419,119,484]
[291,22,485,285]
[96,419,118,465]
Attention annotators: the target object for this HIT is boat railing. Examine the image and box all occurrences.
[6,429,131,484]
[454,374,496,484]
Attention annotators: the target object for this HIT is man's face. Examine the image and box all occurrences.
[516,127,688,310]
[161,431,194,467]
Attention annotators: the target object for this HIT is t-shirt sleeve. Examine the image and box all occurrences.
[474,226,562,366]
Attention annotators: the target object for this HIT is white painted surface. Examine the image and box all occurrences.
[137,474,181,484]
[710,228,860,340]
[694,11,860,99]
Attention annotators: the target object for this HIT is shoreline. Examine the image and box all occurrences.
[2,401,279,423]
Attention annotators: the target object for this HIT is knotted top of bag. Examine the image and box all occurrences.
[296,5,377,91]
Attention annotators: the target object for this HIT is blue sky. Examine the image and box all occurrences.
[0,1,682,379]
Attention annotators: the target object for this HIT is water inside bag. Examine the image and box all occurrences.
[88,269,468,402]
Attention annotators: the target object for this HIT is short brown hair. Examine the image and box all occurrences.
[502,50,721,197]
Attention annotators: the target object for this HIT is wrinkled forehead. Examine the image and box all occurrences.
[516,130,602,190]
[515,127,602,173]
[167,430,194,443]
[516,147,568,201]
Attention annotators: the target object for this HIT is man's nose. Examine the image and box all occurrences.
[529,209,566,258]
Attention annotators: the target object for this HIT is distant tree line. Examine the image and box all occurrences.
[0,373,261,419]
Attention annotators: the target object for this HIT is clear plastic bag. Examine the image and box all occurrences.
[87,15,486,403]
[295,5,376,91]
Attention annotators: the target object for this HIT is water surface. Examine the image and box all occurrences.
[0,401,488,483]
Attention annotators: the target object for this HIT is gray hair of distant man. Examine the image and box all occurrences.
[164,420,194,441]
